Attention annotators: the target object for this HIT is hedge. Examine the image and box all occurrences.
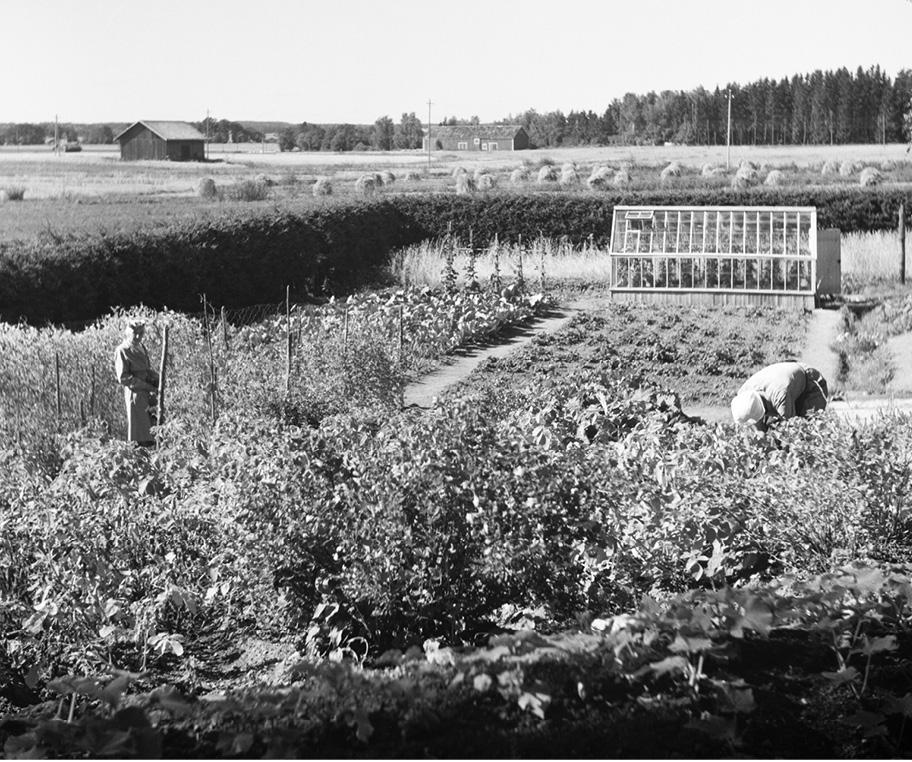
[1,187,910,324]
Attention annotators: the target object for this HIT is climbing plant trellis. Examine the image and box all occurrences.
[609,205,818,308]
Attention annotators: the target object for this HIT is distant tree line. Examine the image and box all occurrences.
[497,66,912,148]
[277,113,425,152]
[2,66,910,150]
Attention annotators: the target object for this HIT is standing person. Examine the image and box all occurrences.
[114,320,159,446]
[730,361,828,431]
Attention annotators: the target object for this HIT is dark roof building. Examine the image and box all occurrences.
[114,120,206,161]
[423,124,529,152]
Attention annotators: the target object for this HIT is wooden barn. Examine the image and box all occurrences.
[423,124,529,152]
[114,121,206,161]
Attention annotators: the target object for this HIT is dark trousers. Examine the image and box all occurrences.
[797,366,828,416]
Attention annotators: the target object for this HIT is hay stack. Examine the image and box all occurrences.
[380,170,396,185]
[559,163,580,187]
[660,162,682,183]
[355,174,378,196]
[839,160,861,177]
[510,167,530,185]
[537,165,558,183]
[455,173,477,195]
[701,163,724,178]
[859,167,882,187]
[197,177,219,200]
[312,177,333,196]
[764,169,785,187]
[586,166,613,190]
[734,164,759,186]
[612,169,631,187]
[477,173,497,191]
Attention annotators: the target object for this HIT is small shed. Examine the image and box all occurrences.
[114,120,206,161]
[423,124,529,152]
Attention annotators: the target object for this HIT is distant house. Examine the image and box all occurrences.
[423,124,529,152]
[114,120,206,161]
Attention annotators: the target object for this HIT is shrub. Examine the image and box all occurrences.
[255,174,276,187]
[225,179,270,201]
[764,169,785,187]
[821,160,839,176]
[404,171,422,181]
[380,171,395,185]
[859,167,882,187]
[312,177,333,197]
[537,165,558,183]
[197,177,219,200]
[279,170,298,186]
[355,175,378,196]
[880,160,897,172]
[452,166,468,179]
[839,160,861,177]
[2,185,26,201]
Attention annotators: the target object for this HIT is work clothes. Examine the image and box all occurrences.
[738,361,828,425]
[114,340,159,444]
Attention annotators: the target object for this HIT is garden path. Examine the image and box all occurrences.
[886,331,912,394]
[403,297,603,408]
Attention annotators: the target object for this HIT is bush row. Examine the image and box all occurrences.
[2,188,910,324]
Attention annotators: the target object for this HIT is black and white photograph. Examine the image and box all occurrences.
[2,0,912,757]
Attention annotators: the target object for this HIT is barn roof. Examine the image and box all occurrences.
[114,120,206,142]
[426,124,526,140]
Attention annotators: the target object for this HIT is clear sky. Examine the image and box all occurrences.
[3,0,911,125]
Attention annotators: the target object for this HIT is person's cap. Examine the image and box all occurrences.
[127,319,145,329]
[731,390,765,425]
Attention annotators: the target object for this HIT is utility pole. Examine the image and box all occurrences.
[726,90,732,169]
[426,99,432,174]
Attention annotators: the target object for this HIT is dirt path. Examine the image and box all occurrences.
[403,298,603,408]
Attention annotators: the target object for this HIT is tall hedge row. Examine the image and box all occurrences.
[1,187,910,324]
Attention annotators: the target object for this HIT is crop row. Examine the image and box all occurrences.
[0,285,545,454]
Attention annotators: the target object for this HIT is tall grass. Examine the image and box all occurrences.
[841,230,910,288]
[389,237,612,288]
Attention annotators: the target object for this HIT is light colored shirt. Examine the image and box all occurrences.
[738,361,807,419]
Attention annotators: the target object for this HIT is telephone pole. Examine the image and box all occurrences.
[426,99,432,174]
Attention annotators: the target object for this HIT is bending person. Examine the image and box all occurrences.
[730,361,828,431]
[114,319,159,446]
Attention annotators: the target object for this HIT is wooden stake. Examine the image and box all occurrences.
[54,352,61,430]
[900,202,906,286]
[285,286,292,396]
[89,363,95,418]
[202,295,217,425]
[221,306,229,350]
[157,325,169,428]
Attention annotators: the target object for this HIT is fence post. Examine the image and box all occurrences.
[54,351,61,431]
[285,286,292,397]
[900,202,906,286]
